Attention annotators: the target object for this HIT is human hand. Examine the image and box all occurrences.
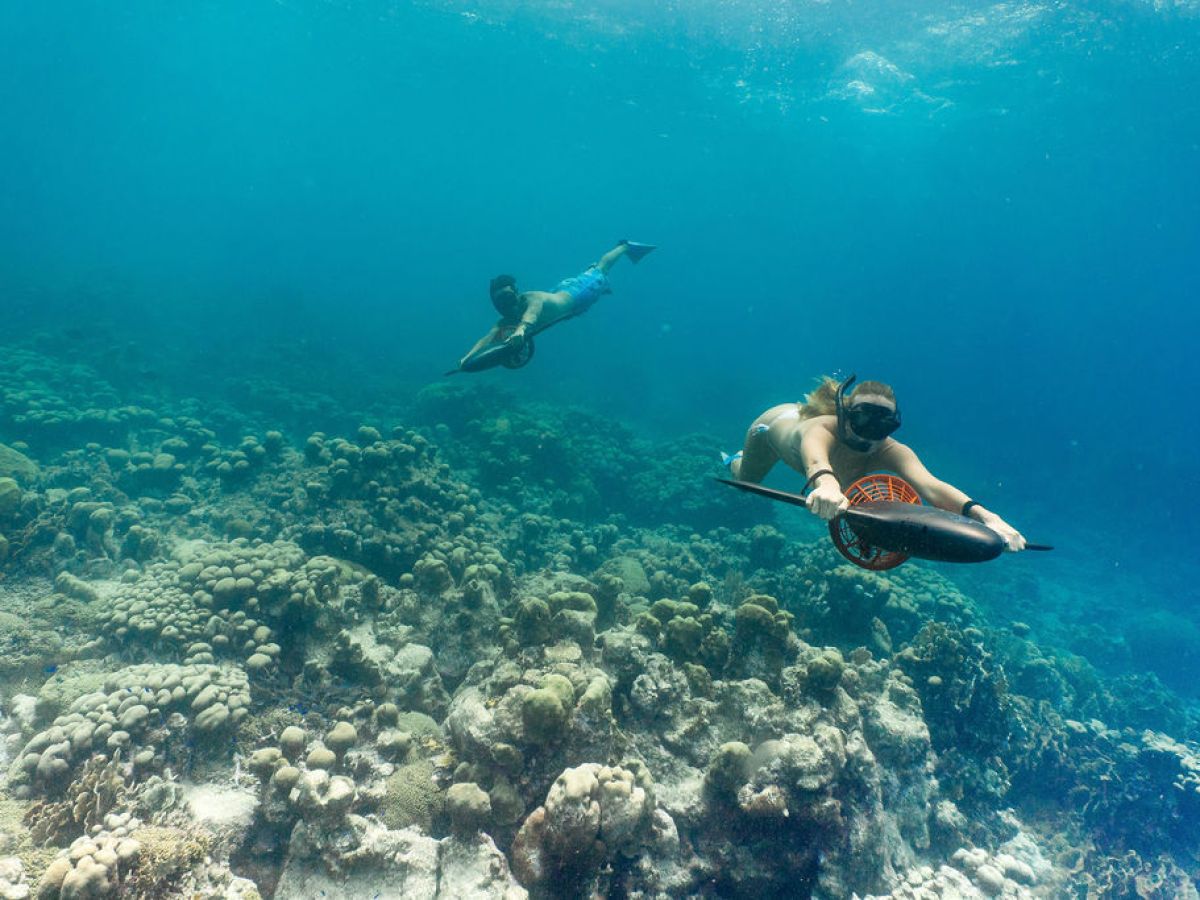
[806,480,849,521]
[979,512,1026,552]
[507,328,526,347]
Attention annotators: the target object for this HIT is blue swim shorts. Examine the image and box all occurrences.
[553,266,612,315]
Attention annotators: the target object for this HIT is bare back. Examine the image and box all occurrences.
[734,404,895,486]
[519,290,577,336]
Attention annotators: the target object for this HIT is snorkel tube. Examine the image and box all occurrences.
[835,374,874,452]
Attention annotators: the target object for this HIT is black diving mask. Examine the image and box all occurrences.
[836,374,901,451]
[492,289,522,319]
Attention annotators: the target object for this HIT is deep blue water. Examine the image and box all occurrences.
[2,2,1198,683]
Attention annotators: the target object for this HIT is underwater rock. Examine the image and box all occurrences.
[0,444,38,485]
[704,742,753,802]
[437,834,528,900]
[291,769,356,826]
[0,857,28,900]
[511,763,661,893]
[0,611,65,682]
[275,816,526,900]
[0,479,21,520]
[896,622,1015,813]
[445,782,491,835]
[728,595,797,686]
[445,656,616,799]
[326,633,449,717]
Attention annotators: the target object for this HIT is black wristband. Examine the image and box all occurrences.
[961,499,981,517]
[803,469,836,494]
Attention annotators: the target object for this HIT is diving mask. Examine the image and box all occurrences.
[836,374,901,450]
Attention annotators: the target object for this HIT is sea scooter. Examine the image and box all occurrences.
[718,473,1052,571]
[445,326,535,376]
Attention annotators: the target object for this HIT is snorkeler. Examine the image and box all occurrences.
[450,239,656,374]
[723,375,1028,551]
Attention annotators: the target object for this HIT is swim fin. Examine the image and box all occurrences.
[619,239,657,264]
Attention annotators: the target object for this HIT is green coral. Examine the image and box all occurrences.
[522,676,576,744]
[806,649,846,693]
[633,611,661,640]
[382,759,444,832]
[664,615,704,659]
[687,582,714,608]
[640,598,729,671]
[733,594,793,641]
[538,673,576,708]
[394,711,443,741]
[607,556,650,596]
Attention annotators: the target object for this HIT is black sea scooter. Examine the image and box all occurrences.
[446,326,536,375]
[718,473,1052,571]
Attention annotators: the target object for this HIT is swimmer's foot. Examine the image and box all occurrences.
[619,239,657,264]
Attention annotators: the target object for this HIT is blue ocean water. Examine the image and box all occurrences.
[1,0,1198,692]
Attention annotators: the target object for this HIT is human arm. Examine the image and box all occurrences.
[460,323,503,367]
[794,422,849,520]
[510,295,545,341]
[879,442,1027,551]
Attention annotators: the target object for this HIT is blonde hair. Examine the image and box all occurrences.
[799,376,896,420]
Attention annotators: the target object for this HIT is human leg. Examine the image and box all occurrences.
[594,239,656,273]
[728,416,779,482]
[594,243,628,274]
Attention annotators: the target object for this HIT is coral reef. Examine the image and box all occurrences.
[1,349,1198,898]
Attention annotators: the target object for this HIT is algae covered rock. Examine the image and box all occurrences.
[290,769,356,825]
[0,444,38,484]
[0,477,21,518]
[514,597,551,646]
[0,610,65,680]
[728,594,797,685]
[704,741,753,801]
[547,591,598,647]
[446,782,492,834]
[521,674,576,745]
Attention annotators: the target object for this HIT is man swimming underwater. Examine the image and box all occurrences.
[453,239,655,373]
[724,374,1028,551]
